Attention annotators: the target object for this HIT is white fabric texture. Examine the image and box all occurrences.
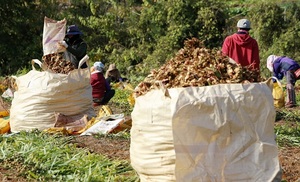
[10,58,96,132]
[130,83,280,182]
[42,17,66,56]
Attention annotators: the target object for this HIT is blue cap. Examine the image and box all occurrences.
[66,25,83,35]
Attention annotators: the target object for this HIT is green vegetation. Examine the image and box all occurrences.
[275,121,300,147]
[2,0,300,84]
[109,84,135,116]
[274,82,300,147]
[0,130,138,181]
[1,0,300,180]
[95,130,131,140]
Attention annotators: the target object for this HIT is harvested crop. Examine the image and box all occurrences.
[134,37,261,97]
[42,52,76,74]
[0,76,17,93]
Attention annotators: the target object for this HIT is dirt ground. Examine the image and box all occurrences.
[72,113,300,182]
[61,117,300,182]
[2,135,299,182]
[1,103,300,181]
[278,145,300,181]
[71,135,130,161]
[275,117,300,182]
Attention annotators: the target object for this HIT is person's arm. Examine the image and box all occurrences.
[273,70,283,80]
[105,80,111,91]
[221,36,231,56]
[252,40,260,70]
[273,60,285,80]
[66,42,87,60]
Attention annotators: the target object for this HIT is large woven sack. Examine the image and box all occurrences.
[130,89,176,181]
[10,56,96,132]
[130,82,280,182]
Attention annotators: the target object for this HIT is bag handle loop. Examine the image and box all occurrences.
[271,76,283,89]
[31,59,48,71]
[264,76,283,91]
[77,55,89,69]
[153,81,170,98]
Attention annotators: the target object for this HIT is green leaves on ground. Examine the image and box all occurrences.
[0,130,138,181]
[275,109,300,147]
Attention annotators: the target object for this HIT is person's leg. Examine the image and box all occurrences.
[285,71,296,107]
[100,89,115,105]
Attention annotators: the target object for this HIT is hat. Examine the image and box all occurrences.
[107,63,117,72]
[237,19,251,29]
[94,62,105,72]
[66,25,83,35]
[267,55,279,72]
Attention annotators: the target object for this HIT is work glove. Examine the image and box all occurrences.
[58,41,68,48]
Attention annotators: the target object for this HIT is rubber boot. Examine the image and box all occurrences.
[285,84,296,108]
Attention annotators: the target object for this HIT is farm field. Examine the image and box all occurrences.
[1,1,300,181]
[0,102,300,181]
[0,79,300,181]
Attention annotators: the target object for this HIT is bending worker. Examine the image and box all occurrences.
[267,55,300,108]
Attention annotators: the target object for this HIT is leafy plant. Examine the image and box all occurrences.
[275,123,300,147]
[109,84,134,116]
[276,109,300,122]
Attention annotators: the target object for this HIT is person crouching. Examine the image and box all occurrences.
[90,62,115,106]
[267,55,300,108]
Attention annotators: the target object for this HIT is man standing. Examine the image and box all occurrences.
[222,19,260,70]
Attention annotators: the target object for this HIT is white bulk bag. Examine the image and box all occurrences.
[10,56,96,132]
[130,89,176,181]
[130,82,280,182]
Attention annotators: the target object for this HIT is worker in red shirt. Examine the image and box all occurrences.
[90,62,115,106]
[222,19,260,70]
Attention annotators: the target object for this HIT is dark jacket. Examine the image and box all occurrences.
[65,37,87,68]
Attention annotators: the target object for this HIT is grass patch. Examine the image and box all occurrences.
[275,109,300,122]
[109,85,134,116]
[275,123,300,147]
[275,109,300,147]
[94,130,131,140]
[0,130,138,181]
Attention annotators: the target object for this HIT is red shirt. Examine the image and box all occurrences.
[90,71,106,99]
[222,31,260,70]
